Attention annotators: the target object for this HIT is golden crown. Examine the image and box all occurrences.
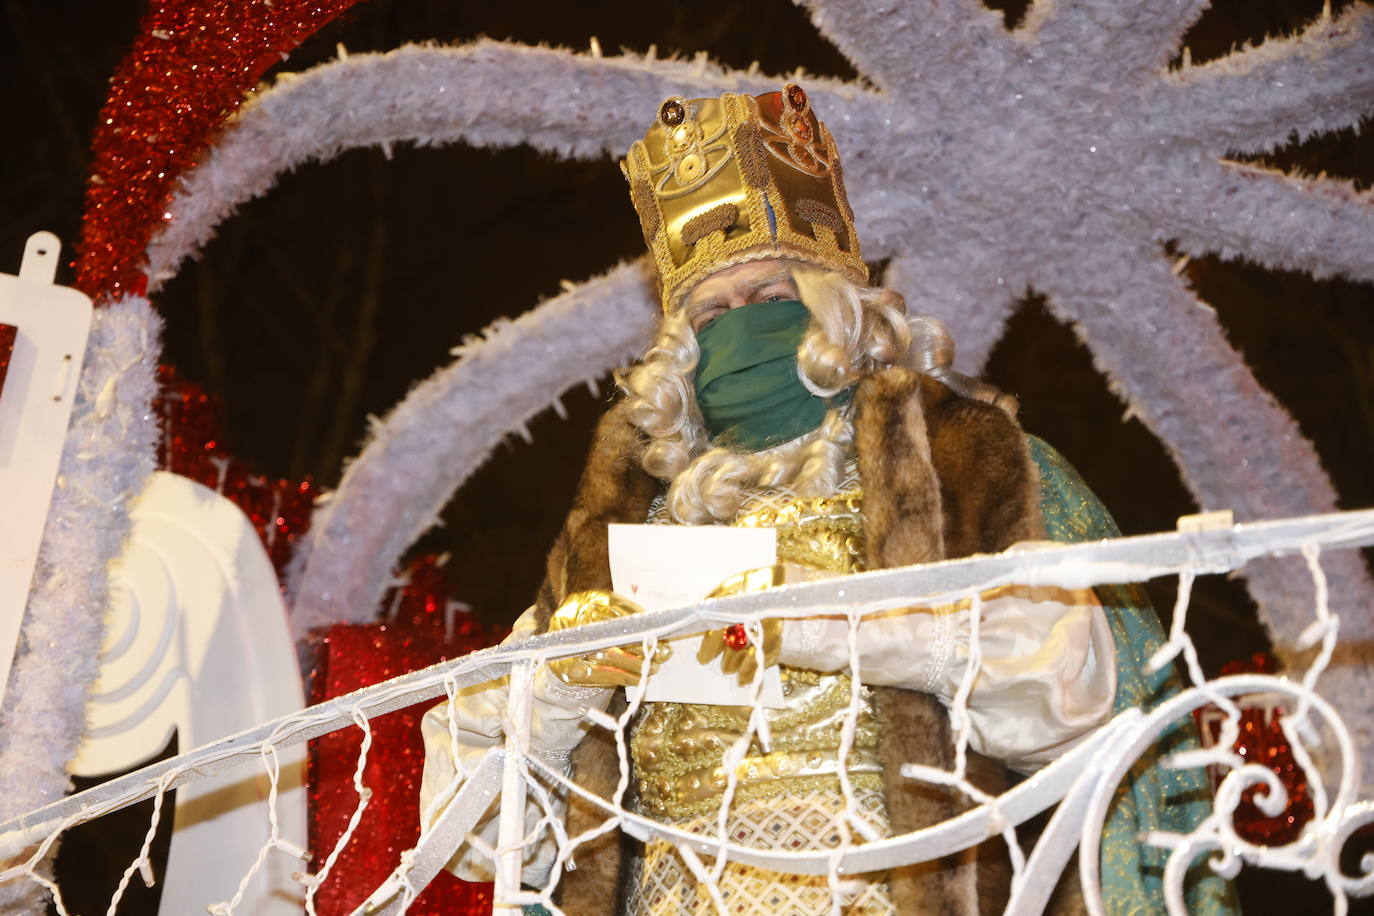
[621,84,867,313]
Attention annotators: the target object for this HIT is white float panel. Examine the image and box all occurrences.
[0,231,92,710]
[72,471,307,916]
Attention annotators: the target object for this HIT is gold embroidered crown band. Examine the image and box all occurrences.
[621,84,868,313]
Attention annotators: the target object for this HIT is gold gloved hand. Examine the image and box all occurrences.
[696,566,785,686]
[547,590,671,688]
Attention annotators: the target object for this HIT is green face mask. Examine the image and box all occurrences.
[693,299,850,452]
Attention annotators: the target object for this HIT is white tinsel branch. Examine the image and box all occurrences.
[0,296,162,911]
[287,260,657,638]
[1017,0,1211,83]
[1156,4,1374,157]
[143,41,799,293]
[798,0,1012,95]
[1156,160,1374,284]
[1038,241,1374,780]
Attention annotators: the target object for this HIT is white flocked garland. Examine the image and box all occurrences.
[0,297,162,909]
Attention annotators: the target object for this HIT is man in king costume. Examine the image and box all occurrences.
[422,85,1235,915]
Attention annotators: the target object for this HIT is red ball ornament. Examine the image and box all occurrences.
[1197,652,1315,846]
[1230,703,1313,846]
[153,365,314,579]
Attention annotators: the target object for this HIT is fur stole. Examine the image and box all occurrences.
[533,368,1045,915]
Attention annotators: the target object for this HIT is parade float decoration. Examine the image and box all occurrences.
[0,0,1369,912]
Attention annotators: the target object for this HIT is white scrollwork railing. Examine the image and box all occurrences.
[3,508,1374,914]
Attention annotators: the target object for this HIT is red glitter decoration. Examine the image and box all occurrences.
[0,324,15,402]
[76,0,364,302]
[1218,651,1281,678]
[155,370,499,907]
[1195,651,1315,846]
[308,554,497,915]
[153,365,314,576]
[723,623,750,651]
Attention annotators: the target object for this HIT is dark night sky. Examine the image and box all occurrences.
[3,2,1373,914]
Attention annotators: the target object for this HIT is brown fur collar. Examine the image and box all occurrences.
[532,400,658,633]
[537,368,1045,914]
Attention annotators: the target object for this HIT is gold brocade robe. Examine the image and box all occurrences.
[626,472,896,914]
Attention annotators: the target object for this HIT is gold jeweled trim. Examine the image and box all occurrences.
[632,469,878,819]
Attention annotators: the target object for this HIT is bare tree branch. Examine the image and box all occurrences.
[319,158,388,477]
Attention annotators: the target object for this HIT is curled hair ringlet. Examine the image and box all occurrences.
[905,313,955,374]
[616,263,1008,523]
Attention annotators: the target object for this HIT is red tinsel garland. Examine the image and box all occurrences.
[76,0,365,302]
[155,371,497,910]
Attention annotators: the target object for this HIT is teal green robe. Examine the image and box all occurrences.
[1032,436,1237,915]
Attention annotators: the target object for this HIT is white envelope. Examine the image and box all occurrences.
[608,524,784,707]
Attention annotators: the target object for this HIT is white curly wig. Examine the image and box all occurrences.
[617,261,1010,524]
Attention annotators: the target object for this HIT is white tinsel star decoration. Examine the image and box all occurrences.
[140,0,1374,770]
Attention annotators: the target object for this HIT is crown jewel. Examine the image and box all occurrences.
[622,84,867,313]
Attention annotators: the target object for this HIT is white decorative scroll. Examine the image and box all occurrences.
[0,232,92,711]
[69,472,307,916]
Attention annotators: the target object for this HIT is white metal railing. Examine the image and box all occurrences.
[3,507,1374,914]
